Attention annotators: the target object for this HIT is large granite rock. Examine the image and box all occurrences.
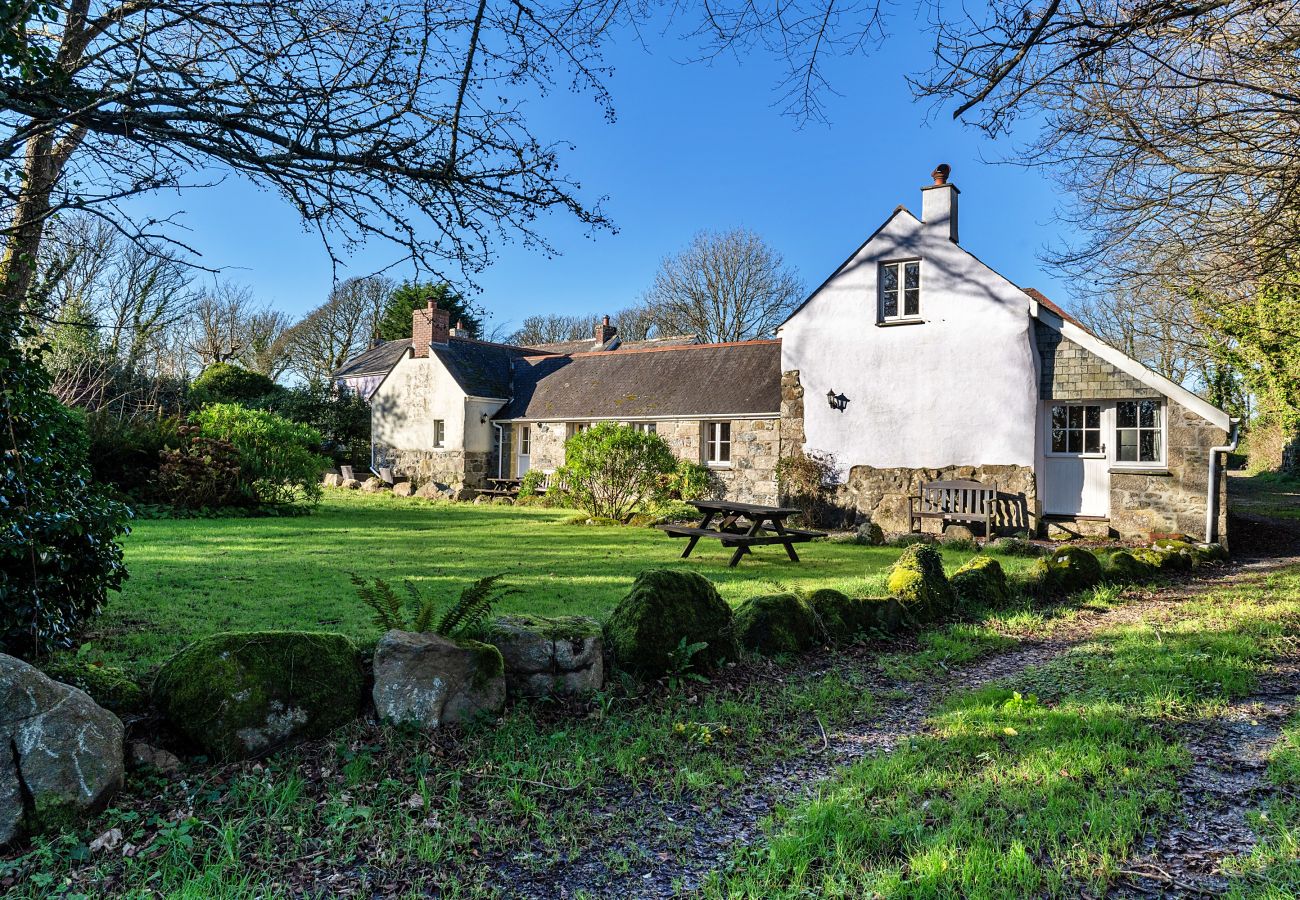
[414,482,456,500]
[391,481,414,497]
[372,631,505,729]
[360,476,386,493]
[153,632,365,760]
[483,616,604,698]
[1,654,125,845]
[322,472,341,487]
[604,570,738,679]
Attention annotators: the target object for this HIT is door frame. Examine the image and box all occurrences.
[1041,400,1112,518]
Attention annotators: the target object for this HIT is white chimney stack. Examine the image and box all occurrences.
[921,163,959,243]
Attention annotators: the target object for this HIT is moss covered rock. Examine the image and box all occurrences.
[604,570,737,679]
[1153,538,1228,567]
[482,615,604,697]
[40,658,145,716]
[153,631,364,760]
[1034,545,1105,594]
[949,556,1008,607]
[734,593,820,655]
[806,589,857,642]
[886,544,955,618]
[372,630,506,728]
[1134,547,1192,572]
[1104,550,1159,583]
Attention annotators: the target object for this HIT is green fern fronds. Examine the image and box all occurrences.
[436,574,517,638]
[349,572,405,631]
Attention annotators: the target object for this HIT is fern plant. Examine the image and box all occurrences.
[349,572,515,638]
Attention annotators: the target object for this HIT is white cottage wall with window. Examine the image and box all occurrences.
[779,175,1039,471]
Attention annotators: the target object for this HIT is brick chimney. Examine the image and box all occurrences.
[449,318,471,339]
[921,163,959,243]
[595,314,617,347]
[412,301,450,357]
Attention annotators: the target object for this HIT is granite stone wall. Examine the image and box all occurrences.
[373,445,489,489]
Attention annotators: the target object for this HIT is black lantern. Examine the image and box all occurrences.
[826,390,850,411]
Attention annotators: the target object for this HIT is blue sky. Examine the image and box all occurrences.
[132,15,1083,334]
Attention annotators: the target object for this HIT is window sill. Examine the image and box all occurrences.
[706,463,733,470]
[875,318,925,327]
[1109,466,1170,476]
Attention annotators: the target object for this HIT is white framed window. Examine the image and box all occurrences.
[633,422,657,435]
[879,260,921,321]
[1048,403,1102,455]
[704,421,731,467]
[432,419,446,448]
[518,425,530,456]
[1116,400,1163,464]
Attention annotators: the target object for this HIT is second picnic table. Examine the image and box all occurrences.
[655,499,826,567]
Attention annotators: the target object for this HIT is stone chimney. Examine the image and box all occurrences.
[921,163,959,243]
[412,301,451,357]
[449,318,471,339]
[595,314,617,347]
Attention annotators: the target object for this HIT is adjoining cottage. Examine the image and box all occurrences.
[341,164,1236,543]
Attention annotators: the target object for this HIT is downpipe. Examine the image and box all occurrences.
[1205,418,1240,544]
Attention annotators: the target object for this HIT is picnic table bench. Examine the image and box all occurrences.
[656,499,827,567]
[909,479,997,536]
[478,477,521,498]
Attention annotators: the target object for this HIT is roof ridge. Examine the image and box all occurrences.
[528,337,780,360]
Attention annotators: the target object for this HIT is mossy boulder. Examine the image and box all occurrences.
[886,544,955,618]
[734,593,820,655]
[153,631,364,760]
[1104,550,1159,583]
[482,615,604,697]
[1032,546,1105,595]
[1153,538,1228,567]
[949,556,1008,607]
[372,631,506,728]
[604,570,737,679]
[40,658,145,716]
[1134,547,1192,573]
[858,597,908,633]
[806,589,858,641]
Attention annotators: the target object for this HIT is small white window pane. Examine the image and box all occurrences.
[1139,400,1158,428]
[1140,430,1159,462]
[903,262,919,290]
[1085,406,1100,429]
[881,264,898,291]
[1084,430,1100,454]
[1068,406,1082,429]
[1052,428,1067,453]
[1117,429,1138,462]
[882,291,898,319]
[903,289,919,317]
[1117,402,1137,429]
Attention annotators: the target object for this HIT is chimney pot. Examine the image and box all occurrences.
[932,163,951,186]
[595,314,617,347]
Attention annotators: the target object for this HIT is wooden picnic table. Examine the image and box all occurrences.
[479,477,521,498]
[655,499,827,567]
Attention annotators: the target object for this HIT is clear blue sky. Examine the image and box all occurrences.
[130,17,1083,334]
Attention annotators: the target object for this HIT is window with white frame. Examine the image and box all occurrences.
[704,421,731,466]
[433,419,446,448]
[879,260,921,321]
[633,422,657,435]
[1116,400,1163,463]
[518,425,530,456]
[1049,404,1101,454]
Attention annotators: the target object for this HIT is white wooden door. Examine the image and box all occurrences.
[1043,402,1110,517]
[516,425,531,476]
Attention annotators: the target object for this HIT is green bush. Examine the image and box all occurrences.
[259,383,371,468]
[734,593,820,655]
[604,570,737,679]
[950,555,1009,607]
[556,423,678,523]
[1104,550,1159,583]
[517,468,546,499]
[886,544,955,618]
[158,424,248,509]
[84,412,183,497]
[153,631,364,760]
[663,459,715,501]
[193,403,328,507]
[888,532,936,549]
[1,330,130,657]
[190,363,281,406]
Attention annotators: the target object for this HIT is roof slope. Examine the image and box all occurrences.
[433,338,540,399]
[498,340,781,420]
[332,339,412,378]
[523,334,699,355]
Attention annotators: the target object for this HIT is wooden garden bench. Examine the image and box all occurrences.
[909,479,997,536]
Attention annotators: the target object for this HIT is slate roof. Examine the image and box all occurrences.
[523,334,700,355]
[1023,287,1088,331]
[332,339,412,378]
[497,340,782,420]
[432,338,541,399]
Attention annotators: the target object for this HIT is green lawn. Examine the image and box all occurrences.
[90,491,1033,673]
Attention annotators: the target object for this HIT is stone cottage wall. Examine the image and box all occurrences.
[1109,399,1228,541]
[373,445,489,489]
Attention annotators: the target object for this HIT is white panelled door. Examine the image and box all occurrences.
[515,425,531,476]
[1043,402,1110,517]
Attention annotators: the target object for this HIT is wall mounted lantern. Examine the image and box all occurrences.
[826,390,850,412]
[480,412,489,424]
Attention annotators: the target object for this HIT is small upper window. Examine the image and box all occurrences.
[880,260,921,321]
[1117,400,1162,463]
[633,422,657,435]
[705,421,731,467]
[433,419,446,448]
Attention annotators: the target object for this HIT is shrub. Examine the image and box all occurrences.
[349,573,515,639]
[84,411,183,496]
[189,362,281,406]
[886,544,955,618]
[662,459,715,501]
[776,449,852,529]
[555,423,678,523]
[153,631,364,760]
[888,532,936,548]
[193,403,329,507]
[604,570,737,679]
[950,556,1009,607]
[1104,550,1159,583]
[158,424,248,509]
[1,333,130,657]
[259,383,371,467]
[734,593,820,655]
[517,468,546,498]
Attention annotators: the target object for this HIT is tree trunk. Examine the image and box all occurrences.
[0,132,59,317]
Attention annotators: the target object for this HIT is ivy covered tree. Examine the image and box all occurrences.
[376,282,481,341]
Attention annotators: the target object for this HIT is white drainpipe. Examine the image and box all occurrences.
[1205,418,1240,544]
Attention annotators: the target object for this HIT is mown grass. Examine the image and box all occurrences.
[1231,471,1300,521]
[91,491,1037,673]
[705,565,1300,898]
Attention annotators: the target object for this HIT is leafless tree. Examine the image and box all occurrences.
[284,276,390,382]
[610,302,658,341]
[240,308,295,380]
[641,228,803,343]
[186,282,257,369]
[511,314,590,345]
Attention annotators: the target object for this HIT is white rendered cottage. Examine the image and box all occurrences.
[351,164,1235,542]
[779,164,1235,542]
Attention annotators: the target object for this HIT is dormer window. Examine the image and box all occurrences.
[879,260,921,322]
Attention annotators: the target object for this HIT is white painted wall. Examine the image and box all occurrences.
[371,354,468,452]
[779,187,1038,469]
